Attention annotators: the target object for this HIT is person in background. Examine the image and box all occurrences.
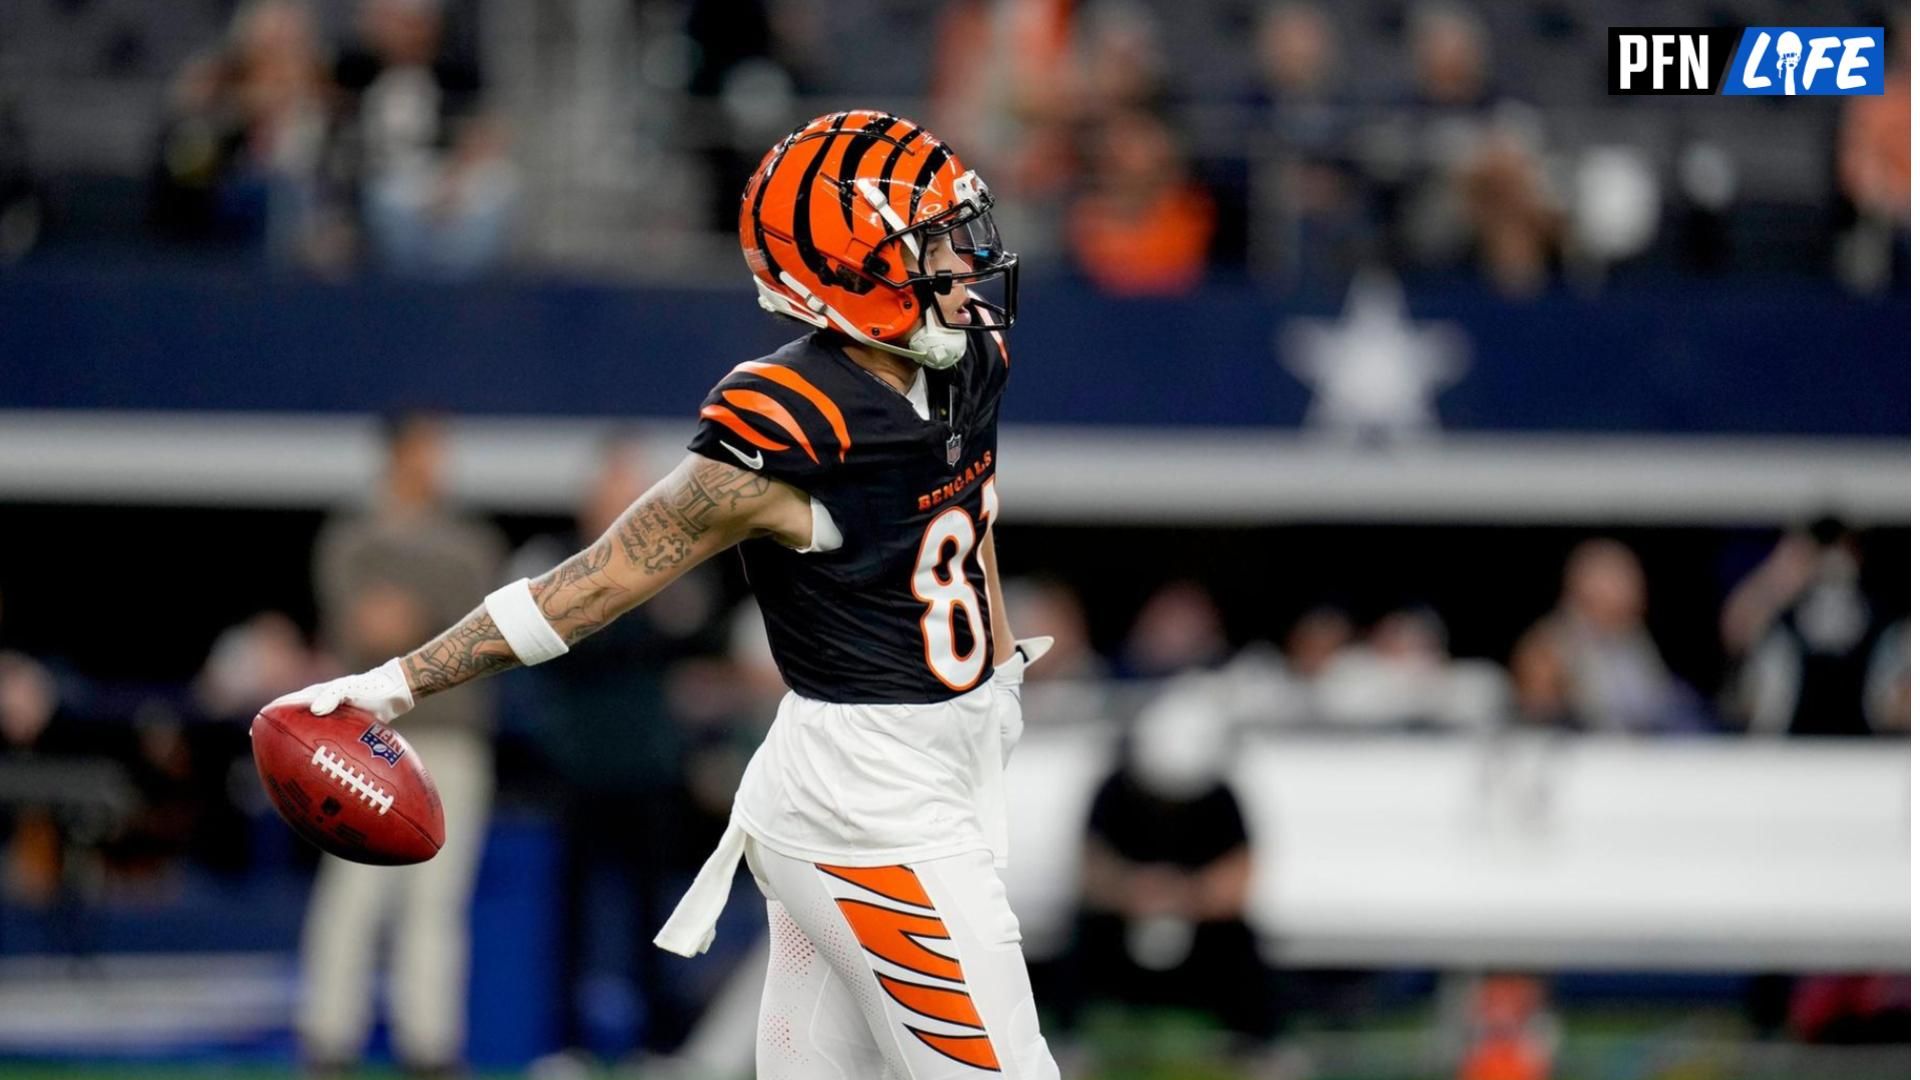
[0,588,65,906]
[1731,518,1890,737]
[1120,579,1230,678]
[196,611,326,721]
[1317,606,1506,730]
[1519,540,1694,733]
[1250,2,1366,288]
[1002,578,1112,731]
[1835,14,1908,293]
[1069,679,1270,1041]
[337,0,517,278]
[510,436,724,1062]
[298,413,506,1079]
[1003,578,1107,684]
[1864,620,1909,734]
[0,95,42,263]
[1067,109,1217,296]
[149,0,341,266]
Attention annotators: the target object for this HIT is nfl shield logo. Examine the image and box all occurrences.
[945,431,964,467]
[359,725,406,767]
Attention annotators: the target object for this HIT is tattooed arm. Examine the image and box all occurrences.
[396,453,811,700]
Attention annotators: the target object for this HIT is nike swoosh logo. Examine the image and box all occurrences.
[719,441,764,470]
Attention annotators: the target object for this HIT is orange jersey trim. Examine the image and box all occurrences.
[732,361,853,461]
[700,404,788,451]
[722,388,819,463]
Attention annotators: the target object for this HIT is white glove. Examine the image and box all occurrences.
[990,636,1054,765]
[264,657,415,724]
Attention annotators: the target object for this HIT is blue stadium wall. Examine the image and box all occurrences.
[1,267,1906,436]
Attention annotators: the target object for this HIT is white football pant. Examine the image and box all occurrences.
[747,839,1060,1080]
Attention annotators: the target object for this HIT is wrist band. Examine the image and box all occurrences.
[483,578,570,665]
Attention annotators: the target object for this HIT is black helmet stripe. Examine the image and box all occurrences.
[874,121,926,208]
[836,113,903,228]
[905,140,953,226]
[749,125,808,295]
[790,111,853,284]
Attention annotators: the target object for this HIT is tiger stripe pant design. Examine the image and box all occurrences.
[746,840,1059,1080]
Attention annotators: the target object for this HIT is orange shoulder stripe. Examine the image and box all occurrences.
[732,361,852,461]
[722,388,819,464]
[700,404,788,452]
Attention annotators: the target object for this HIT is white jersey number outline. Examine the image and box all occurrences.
[911,478,998,690]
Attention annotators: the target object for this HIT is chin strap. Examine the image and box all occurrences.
[775,269,962,369]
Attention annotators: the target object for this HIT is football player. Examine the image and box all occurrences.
[272,110,1060,1079]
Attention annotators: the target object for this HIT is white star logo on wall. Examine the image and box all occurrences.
[1279,271,1470,444]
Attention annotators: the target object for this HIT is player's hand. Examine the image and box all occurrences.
[990,636,1054,765]
[264,658,415,724]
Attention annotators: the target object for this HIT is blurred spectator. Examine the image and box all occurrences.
[1212,605,1353,727]
[194,611,325,720]
[0,96,42,263]
[1409,3,1491,111]
[1003,578,1113,732]
[1070,679,1270,1039]
[149,0,342,266]
[510,436,724,1060]
[1835,16,1909,293]
[1519,540,1696,733]
[1454,974,1558,1080]
[0,641,65,906]
[1731,518,1892,736]
[684,0,804,233]
[1251,2,1367,287]
[1371,4,1571,297]
[1458,121,1564,297]
[1865,620,1909,733]
[298,413,506,1077]
[1004,577,1108,683]
[1067,109,1217,295]
[1077,2,1171,116]
[929,0,1079,208]
[1284,604,1352,682]
[1120,579,1229,677]
[1788,974,1910,1044]
[337,0,517,278]
[1316,606,1506,730]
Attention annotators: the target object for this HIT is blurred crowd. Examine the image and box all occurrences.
[0,0,1908,294]
[0,414,1907,1070]
[145,0,516,278]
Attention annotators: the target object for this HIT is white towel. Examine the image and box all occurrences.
[653,818,746,957]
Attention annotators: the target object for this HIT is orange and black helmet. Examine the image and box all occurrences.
[740,110,1018,367]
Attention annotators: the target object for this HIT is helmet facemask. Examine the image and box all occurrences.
[855,171,1019,368]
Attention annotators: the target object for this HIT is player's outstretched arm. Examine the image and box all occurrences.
[270,453,811,721]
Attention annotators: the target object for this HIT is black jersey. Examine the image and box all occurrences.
[687,329,1011,704]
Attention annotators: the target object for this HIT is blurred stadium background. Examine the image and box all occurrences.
[0,0,1909,1077]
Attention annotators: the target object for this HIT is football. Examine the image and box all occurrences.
[251,702,445,866]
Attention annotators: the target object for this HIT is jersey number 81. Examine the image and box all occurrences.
[910,478,999,690]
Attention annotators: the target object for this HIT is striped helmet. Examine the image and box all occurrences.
[740,111,1019,369]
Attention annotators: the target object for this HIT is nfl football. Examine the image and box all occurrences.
[251,702,444,865]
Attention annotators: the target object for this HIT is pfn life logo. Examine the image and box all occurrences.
[1609,27,1884,95]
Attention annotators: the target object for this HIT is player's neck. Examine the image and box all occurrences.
[839,341,920,396]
